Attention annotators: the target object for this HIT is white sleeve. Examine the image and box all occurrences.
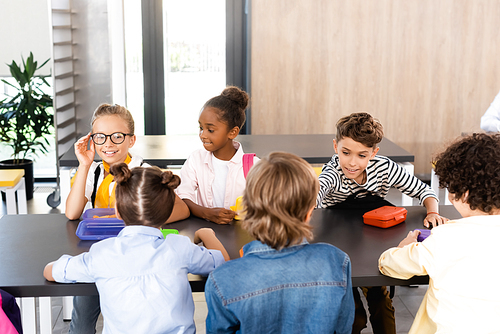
[378,235,436,280]
[176,154,199,203]
[481,90,500,132]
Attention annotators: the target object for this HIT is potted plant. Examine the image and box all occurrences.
[0,52,54,200]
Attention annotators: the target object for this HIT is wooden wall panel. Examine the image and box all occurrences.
[251,0,500,174]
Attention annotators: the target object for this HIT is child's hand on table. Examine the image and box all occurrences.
[424,213,449,228]
[194,228,216,244]
[74,132,95,166]
[194,227,230,261]
[206,208,236,224]
[397,230,420,248]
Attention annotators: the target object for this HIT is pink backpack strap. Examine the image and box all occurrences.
[243,153,256,178]
[0,293,19,334]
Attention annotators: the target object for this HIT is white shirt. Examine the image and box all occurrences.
[176,141,259,209]
[52,225,225,334]
[211,155,229,208]
[379,215,500,334]
[480,90,500,132]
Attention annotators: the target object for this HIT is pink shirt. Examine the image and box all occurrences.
[176,141,259,209]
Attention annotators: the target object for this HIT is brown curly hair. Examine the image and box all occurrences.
[110,163,180,227]
[336,112,384,148]
[202,86,249,130]
[433,133,500,214]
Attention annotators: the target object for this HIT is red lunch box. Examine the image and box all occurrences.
[363,206,407,228]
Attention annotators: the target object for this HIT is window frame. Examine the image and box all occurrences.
[140,0,251,135]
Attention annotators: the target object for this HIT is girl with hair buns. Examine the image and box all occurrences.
[45,163,229,334]
[176,86,259,224]
[64,103,189,334]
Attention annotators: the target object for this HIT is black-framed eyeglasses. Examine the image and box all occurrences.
[90,132,134,145]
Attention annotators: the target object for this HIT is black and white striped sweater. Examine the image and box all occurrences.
[316,155,437,208]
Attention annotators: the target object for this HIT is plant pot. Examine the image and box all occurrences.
[0,159,34,200]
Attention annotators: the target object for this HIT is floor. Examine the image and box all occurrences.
[1,183,435,334]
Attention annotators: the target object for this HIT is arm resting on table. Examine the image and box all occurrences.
[43,262,55,281]
[165,194,190,223]
[378,242,431,280]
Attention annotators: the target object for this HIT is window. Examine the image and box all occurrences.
[123,0,248,136]
[163,0,226,135]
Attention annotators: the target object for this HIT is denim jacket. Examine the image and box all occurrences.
[205,240,354,334]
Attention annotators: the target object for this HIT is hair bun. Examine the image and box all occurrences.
[110,162,132,184]
[221,86,249,111]
[161,170,181,189]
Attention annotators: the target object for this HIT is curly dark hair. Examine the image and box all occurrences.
[202,86,249,130]
[336,112,384,148]
[433,133,500,214]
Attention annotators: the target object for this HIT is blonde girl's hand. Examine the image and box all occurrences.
[397,230,420,248]
[74,133,95,167]
[423,213,449,228]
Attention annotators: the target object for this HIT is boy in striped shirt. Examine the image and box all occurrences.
[316,112,448,334]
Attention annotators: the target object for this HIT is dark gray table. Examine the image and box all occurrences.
[0,205,460,297]
[59,134,414,168]
[57,134,415,209]
[310,205,461,286]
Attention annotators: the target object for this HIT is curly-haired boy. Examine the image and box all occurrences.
[379,133,500,333]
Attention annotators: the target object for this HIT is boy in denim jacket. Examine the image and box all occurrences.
[205,152,354,333]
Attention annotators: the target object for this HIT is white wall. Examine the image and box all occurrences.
[0,0,51,76]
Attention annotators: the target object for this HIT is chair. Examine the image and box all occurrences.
[431,168,451,205]
[0,169,28,214]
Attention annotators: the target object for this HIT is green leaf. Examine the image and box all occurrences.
[0,53,53,161]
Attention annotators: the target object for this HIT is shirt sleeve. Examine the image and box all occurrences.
[51,253,95,283]
[378,239,435,280]
[187,243,225,275]
[205,273,240,334]
[480,90,500,132]
[316,162,340,208]
[176,154,199,203]
[386,159,437,204]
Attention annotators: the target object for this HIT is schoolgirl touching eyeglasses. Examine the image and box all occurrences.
[66,103,189,221]
[64,104,190,333]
